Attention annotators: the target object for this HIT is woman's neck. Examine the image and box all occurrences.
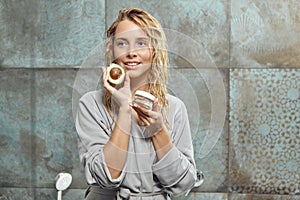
[130,80,149,94]
[129,71,150,94]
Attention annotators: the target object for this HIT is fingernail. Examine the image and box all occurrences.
[133,103,139,107]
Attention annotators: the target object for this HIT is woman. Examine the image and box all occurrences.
[76,8,199,199]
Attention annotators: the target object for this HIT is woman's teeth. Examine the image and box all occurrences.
[126,63,138,66]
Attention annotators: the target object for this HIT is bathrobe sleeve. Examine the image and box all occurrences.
[152,96,197,195]
[75,91,126,188]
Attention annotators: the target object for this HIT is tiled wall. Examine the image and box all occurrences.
[0,0,299,199]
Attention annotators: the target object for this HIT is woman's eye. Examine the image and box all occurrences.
[116,41,127,47]
[137,41,148,47]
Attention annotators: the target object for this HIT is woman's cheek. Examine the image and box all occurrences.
[113,48,125,60]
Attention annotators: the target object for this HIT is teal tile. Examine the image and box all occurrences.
[193,125,229,192]
[0,187,33,200]
[36,188,85,200]
[172,192,195,200]
[168,68,229,192]
[0,188,85,200]
[0,0,105,67]
[0,69,33,187]
[195,192,228,200]
[33,69,85,188]
[229,69,300,194]
[231,0,300,68]
[55,189,85,200]
[173,192,228,200]
[106,0,229,68]
[71,67,103,119]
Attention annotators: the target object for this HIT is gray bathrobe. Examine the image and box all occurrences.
[76,90,197,199]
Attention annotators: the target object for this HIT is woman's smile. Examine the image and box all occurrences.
[123,61,141,70]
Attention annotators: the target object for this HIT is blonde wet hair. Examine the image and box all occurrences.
[103,8,169,122]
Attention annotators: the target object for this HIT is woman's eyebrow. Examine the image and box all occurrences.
[136,37,149,40]
[114,36,149,40]
[114,37,127,41]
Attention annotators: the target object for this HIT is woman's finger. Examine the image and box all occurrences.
[132,104,153,119]
[136,115,151,127]
[102,67,116,94]
[152,98,159,112]
[123,71,131,89]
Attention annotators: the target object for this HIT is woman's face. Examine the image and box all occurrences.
[113,20,153,83]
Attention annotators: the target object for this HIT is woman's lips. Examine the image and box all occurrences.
[124,62,140,70]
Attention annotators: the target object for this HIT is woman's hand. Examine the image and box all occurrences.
[103,67,131,108]
[131,98,165,138]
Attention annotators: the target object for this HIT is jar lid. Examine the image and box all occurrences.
[135,90,155,101]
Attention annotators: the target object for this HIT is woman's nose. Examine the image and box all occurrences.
[126,45,138,57]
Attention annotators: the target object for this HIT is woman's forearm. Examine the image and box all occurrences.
[103,105,131,178]
[151,126,173,160]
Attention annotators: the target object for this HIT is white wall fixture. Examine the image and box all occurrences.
[55,172,72,200]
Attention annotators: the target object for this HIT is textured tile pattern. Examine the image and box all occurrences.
[34,69,85,187]
[229,69,300,195]
[229,193,300,200]
[168,68,229,192]
[0,0,105,67]
[0,188,85,200]
[231,0,300,68]
[1,0,300,199]
[106,0,229,69]
[0,69,86,188]
[173,192,228,200]
[0,69,33,187]
[195,193,228,200]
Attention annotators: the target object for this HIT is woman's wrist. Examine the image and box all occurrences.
[119,104,132,114]
[116,104,132,133]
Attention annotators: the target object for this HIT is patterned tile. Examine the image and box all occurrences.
[168,68,229,192]
[1,2,300,200]
[231,0,300,68]
[106,0,229,68]
[229,69,300,194]
[0,69,33,187]
[229,193,300,200]
[0,0,105,67]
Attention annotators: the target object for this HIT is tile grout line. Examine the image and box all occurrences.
[228,0,232,197]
